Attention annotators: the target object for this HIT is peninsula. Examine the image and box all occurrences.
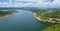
[0,10,17,18]
[33,10,60,23]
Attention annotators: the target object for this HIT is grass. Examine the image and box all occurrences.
[43,24,60,31]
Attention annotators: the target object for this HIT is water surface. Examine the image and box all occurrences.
[0,10,53,31]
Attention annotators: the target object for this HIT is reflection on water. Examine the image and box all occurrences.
[0,10,17,18]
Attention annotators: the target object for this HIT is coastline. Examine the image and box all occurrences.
[33,13,60,24]
[0,14,13,18]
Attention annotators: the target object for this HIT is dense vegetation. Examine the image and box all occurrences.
[33,10,60,23]
[32,10,60,31]
[0,10,17,17]
[33,10,60,19]
[43,24,60,31]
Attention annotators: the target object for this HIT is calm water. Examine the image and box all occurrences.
[0,10,53,31]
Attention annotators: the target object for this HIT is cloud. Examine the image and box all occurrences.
[0,0,60,8]
[30,0,60,8]
[47,0,60,8]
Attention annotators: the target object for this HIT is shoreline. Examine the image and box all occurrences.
[0,14,13,18]
[33,13,60,24]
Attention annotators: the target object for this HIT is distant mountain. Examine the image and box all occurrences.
[0,7,42,10]
[0,7,60,10]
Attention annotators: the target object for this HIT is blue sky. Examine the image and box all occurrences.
[43,0,54,2]
[0,0,9,2]
[0,0,54,2]
[0,0,60,8]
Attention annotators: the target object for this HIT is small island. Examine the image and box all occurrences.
[33,10,60,24]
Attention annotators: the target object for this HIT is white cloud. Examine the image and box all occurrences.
[30,0,60,8]
[0,0,60,8]
[47,0,60,8]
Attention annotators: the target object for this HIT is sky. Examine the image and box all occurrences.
[0,0,60,8]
